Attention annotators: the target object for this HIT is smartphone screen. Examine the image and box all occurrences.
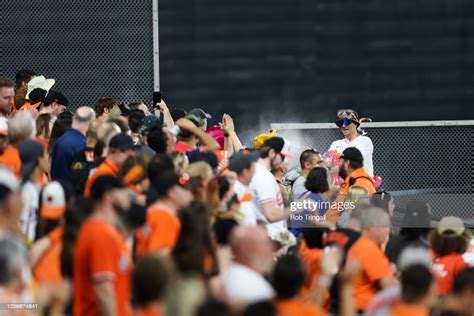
[153,91,162,106]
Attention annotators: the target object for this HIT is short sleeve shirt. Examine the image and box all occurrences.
[135,206,181,257]
[249,162,286,235]
[348,236,394,311]
[73,217,131,316]
[329,135,374,176]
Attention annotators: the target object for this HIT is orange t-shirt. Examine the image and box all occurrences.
[325,168,376,223]
[299,240,323,296]
[33,227,63,284]
[73,217,132,316]
[84,159,119,197]
[389,302,429,316]
[0,146,21,177]
[339,168,376,196]
[431,252,468,296]
[277,299,328,316]
[134,305,164,316]
[134,206,181,257]
[348,236,394,311]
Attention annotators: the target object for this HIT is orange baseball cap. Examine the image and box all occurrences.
[40,181,66,220]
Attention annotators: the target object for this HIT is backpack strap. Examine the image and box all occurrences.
[348,175,373,187]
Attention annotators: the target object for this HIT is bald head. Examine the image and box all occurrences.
[72,106,96,134]
[229,225,274,275]
[74,106,95,124]
[359,207,391,228]
[357,206,391,246]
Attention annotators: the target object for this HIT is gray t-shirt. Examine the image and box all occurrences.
[292,175,307,201]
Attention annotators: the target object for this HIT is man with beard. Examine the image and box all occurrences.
[325,147,375,224]
[249,137,291,236]
[73,175,132,316]
[84,133,135,197]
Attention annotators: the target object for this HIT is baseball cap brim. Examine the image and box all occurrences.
[20,161,37,177]
[189,108,212,120]
[40,205,66,220]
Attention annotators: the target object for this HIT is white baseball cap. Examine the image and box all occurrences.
[40,181,66,220]
[437,216,465,236]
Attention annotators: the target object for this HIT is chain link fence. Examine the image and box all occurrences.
[1,0,154,110]
[272,121,474,227]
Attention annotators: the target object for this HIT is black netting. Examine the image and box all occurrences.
[1,0,154,109]
[277,125,474,222]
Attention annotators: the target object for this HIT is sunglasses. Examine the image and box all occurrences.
[335,118,353,127]
[337,109,355,117]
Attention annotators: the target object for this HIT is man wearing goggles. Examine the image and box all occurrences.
[329,109,374,176]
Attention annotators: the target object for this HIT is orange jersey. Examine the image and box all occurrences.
[73,217,132,316]
[431,252,468,296]
[0,146,21,177]
[299,240,323,296]
[84,159,119,197]
[135,206,181,257]
[33,227,63,284]
[339,168,376,196]
[389,302,429,316]
[277,299,328,316]
[348,236,394,311]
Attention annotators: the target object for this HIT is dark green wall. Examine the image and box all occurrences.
[160,0,474,143]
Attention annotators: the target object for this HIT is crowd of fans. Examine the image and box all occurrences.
[0,70,473,316]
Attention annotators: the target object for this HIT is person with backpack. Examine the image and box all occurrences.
[323,207,397,314]
[325,147,376,224]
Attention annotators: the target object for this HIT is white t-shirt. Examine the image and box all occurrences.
[329,135,374,176]
[223,263,275,304]
[249,162,286,235]
[233,180,257,226]
[20,181,39,242]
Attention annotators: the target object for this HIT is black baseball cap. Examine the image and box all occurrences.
[228,150,260,174]
[45,90,69,107]
[118,103,132,117]
[340,147,363,164]
[188,108,211,120]
[109,133,135,150]
[19,140,45,177]
[263,137,291,158]
[28,88,47,104]
[90,175,125,201]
